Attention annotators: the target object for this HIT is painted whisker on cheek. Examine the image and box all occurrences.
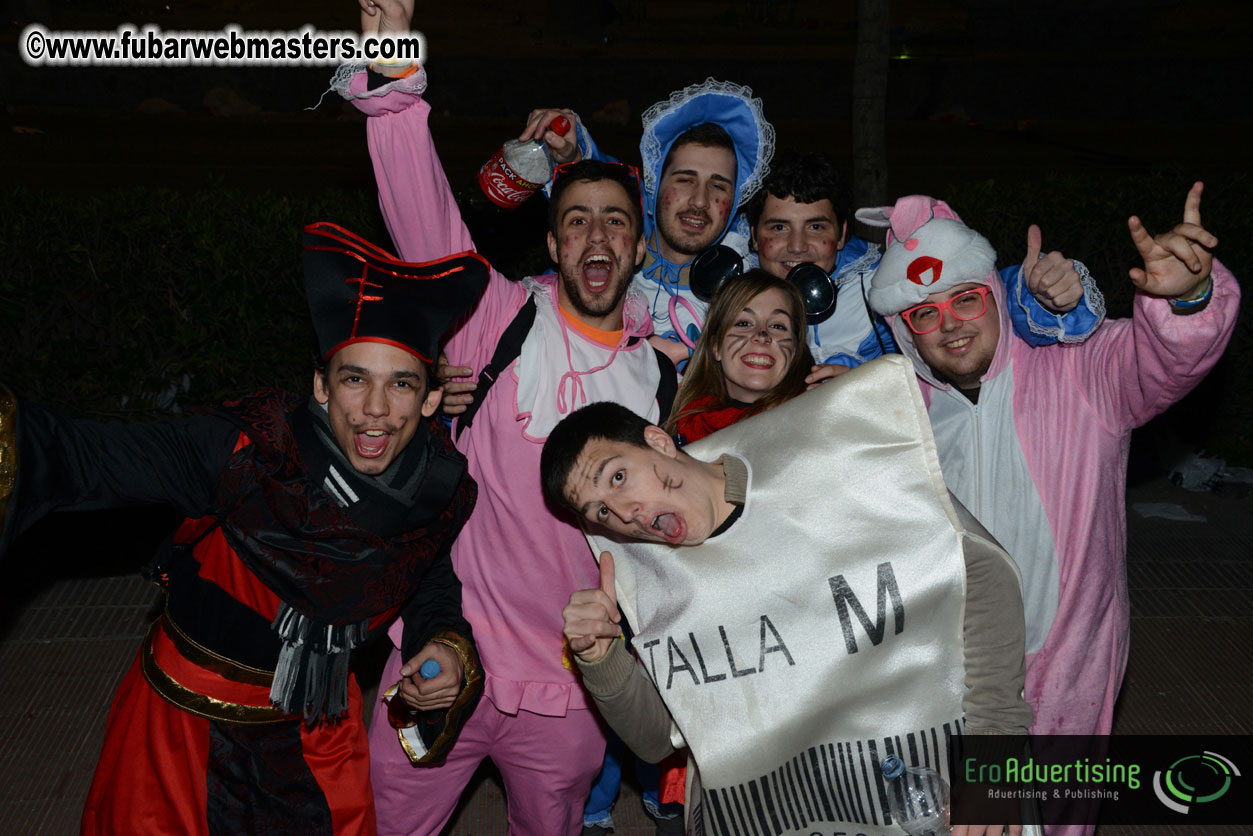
[654,465,682,493]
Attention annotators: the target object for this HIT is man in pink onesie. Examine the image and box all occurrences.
[861,183,1239,834]
[335,3,678,834]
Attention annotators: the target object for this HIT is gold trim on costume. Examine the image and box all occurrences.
[141,620,288,724]
[428,629,483,690]
[0,386,17,542]
[397,728,424,762]
[389,681,428,762]
[161,610,275,687]
[397,629,483,764]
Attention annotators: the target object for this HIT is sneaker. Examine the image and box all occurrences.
[581,822,614,836]
[653,813,684,836]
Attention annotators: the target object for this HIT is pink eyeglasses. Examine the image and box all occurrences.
[901,286,993,335]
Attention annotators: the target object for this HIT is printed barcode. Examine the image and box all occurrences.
[694,719,963,836]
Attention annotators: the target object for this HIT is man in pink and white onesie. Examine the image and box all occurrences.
[861,184,1239,834]
[335,4,678,834]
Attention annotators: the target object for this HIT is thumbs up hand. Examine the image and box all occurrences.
[562,551,623,664]
[1022,224,1083,313]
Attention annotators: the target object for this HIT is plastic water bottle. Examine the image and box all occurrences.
[477,115,572,208]
[880,755,950,836]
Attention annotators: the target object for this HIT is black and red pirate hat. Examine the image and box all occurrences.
[303,222,489,364]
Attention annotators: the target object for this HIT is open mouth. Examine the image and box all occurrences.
[943,336,974,352]
[582,254,613,292]
[741,353,776,369]
[355,429,392,459]
[649,512,686,544]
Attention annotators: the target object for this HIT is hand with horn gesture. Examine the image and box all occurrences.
[1128,181,1216,305]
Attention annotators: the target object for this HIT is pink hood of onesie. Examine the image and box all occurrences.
[856,195,1015,390]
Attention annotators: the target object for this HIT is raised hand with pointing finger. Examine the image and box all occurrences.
[359,0,414,38]
[562,551,623,664]
[1128,181,1216,304]
[1021,223,1084,313]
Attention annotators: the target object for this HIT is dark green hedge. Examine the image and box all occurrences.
[2,184,388,418]
[942,171,1252,466]
[2,173,1249,462]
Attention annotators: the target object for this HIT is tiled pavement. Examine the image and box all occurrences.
[1,477,1249,835]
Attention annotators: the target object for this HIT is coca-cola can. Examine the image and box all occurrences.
[477,148,543,209]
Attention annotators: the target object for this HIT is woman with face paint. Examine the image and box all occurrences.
[668,269,846,443]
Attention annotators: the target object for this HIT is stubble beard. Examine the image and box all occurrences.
[657,211,722,259]
[560,259,632,320]
[925,345,994,391]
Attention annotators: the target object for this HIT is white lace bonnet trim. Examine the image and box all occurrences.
[639,77,775,206]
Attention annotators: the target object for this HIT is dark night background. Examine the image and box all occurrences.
[2,0,1251,555]
[4,1,1253,191]
[0,7,1251,834]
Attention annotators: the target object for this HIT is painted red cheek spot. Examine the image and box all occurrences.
[907,255,944,286]
[904,238,919,251]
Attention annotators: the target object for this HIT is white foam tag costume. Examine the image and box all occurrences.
[590,356,975,836]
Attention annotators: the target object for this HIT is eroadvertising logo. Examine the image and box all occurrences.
[951,735,1250,827]
[1152,750,1240,814]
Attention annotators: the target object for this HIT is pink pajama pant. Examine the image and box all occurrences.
[368,646,607,836]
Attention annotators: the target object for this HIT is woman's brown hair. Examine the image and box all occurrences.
[667,269,815,434]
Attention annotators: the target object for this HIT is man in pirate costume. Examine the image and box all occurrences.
[544,367,1035,836]
[0,222,489,835]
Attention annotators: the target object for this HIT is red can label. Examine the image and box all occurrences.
[477,148,543,209]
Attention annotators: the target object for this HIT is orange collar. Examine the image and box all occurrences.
[558,305,624,347]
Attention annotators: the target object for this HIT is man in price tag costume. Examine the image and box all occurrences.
[0,223,488,835]
[543,360,1035,836]
[861,185,1239,835]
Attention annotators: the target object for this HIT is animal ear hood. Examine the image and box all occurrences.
[867,217,997,316]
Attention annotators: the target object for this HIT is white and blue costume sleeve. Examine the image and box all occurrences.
[811,237,1101,368]
[806,240,897,368]
[999,261,1105,346]
[823,320,897,368]
[572,120,614,165]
